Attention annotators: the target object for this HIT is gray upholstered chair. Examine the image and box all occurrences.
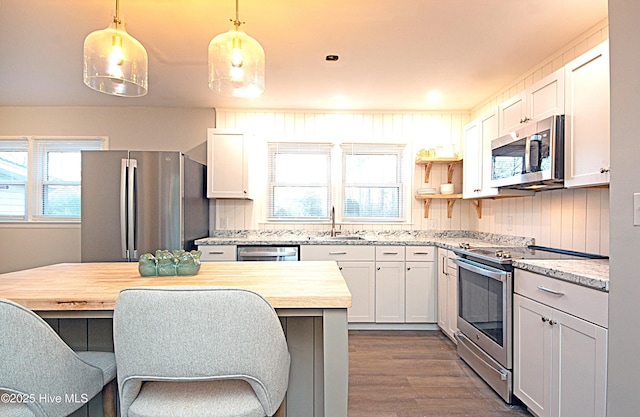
[0,298,117,417]
[113,287,290,417]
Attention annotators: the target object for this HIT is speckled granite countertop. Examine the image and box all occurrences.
[196,230,609,291]
[195,230,533,249]
[513,259,609,292]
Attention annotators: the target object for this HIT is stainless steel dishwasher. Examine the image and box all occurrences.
[236,245,300,261]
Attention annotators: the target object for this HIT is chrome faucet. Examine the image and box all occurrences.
[330,206,340,237]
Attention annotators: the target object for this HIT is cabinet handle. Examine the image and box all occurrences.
[537,285,565,296]
[407,267,411,271]
[208,251,224,255]
[600,167,610,173]
[549,320,557,326]
[377,267,381,270]
[383,252,399,255]
[339,266,343,270]
[329,251,347,255]
[541,316,549,323]
[520,116,531,123]
[412,252,430,255]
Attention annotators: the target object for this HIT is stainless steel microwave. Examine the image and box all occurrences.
[490,115,564,190]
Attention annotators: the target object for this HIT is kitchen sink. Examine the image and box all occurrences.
[309,236,367,241]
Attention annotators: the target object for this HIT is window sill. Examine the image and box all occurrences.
[0,221,80,229]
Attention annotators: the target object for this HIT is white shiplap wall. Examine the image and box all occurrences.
[211,19,611,255]
[471,188,609,255]
[213,110,472,233]
[468,18,610,255]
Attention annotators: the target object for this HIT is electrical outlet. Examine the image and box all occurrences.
[219,217,228,230]
[506,216,513,231]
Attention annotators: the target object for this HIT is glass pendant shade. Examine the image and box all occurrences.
[83,21,148,97]
[208,28,265,98]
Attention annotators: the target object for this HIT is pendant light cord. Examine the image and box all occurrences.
[231,0,243,29]
[113,0,122,28]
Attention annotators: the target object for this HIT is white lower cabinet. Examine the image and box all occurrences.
[405,246,436,323]
[514,270,608,417]
[375,261,405,322]
[405,262,436,322]
[301,245,376,323]
[338,261,376,322]
[375,246,405,323]
[301,244,436,325]
[437,248,458,341]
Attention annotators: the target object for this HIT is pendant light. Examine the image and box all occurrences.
[83,0,148,97]
[208,0,265,98]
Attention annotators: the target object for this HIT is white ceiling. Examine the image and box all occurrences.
[0,0,608,111]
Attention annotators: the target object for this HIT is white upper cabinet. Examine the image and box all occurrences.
[463,107,530,201]
[463,109,500,199]
[462,119,482,198]
[498,68,565,136]
[207,129,251,199]
[564,40,610,188]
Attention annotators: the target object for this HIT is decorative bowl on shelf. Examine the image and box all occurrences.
[440,183,454,195]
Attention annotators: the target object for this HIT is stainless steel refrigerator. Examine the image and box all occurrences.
[81,150,209,262]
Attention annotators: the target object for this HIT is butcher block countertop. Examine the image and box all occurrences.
[0,261,352,312]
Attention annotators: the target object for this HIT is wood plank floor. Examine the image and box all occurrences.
[348,330,532,417]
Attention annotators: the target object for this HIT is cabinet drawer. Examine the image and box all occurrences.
[375,246,405,261]
[406,246,436,262]
[198,245,237,261]
[300,245,375,261]
[515,269,608,328]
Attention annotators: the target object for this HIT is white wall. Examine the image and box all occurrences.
[209,21,612,255]
[213,109,473,232]
[474,188,609,255]
[606,0,640,414]
[0,106,215,273]
[466,19,611,254]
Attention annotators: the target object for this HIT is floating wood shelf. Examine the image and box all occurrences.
[415,157,462,183]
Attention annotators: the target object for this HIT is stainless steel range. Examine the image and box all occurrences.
[451,244,607,404]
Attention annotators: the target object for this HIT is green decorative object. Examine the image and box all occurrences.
[138,253,158,276]
[175,249,202,276]
[138,249,201,277]
[156,250,177,276]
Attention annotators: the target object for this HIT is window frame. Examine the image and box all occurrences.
[266,142,333,222]
[341,143,407,222]
[266,141,409,223]
[0,136,107,222]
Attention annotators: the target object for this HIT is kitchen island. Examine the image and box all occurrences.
[0,261,351,417]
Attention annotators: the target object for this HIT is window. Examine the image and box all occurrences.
[266,141,407,222]
[342,144,406,221]
[0,139,28,218]
[0,137,105,221]
[267,142,332,220]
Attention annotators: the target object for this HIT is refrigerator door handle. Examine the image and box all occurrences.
[120,158,129,259]
[128,159,137,260]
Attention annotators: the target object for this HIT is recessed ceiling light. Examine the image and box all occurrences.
[426,90,442,104]
[333,95,347,108]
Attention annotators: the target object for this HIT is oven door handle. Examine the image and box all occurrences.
[453,258,507,282]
